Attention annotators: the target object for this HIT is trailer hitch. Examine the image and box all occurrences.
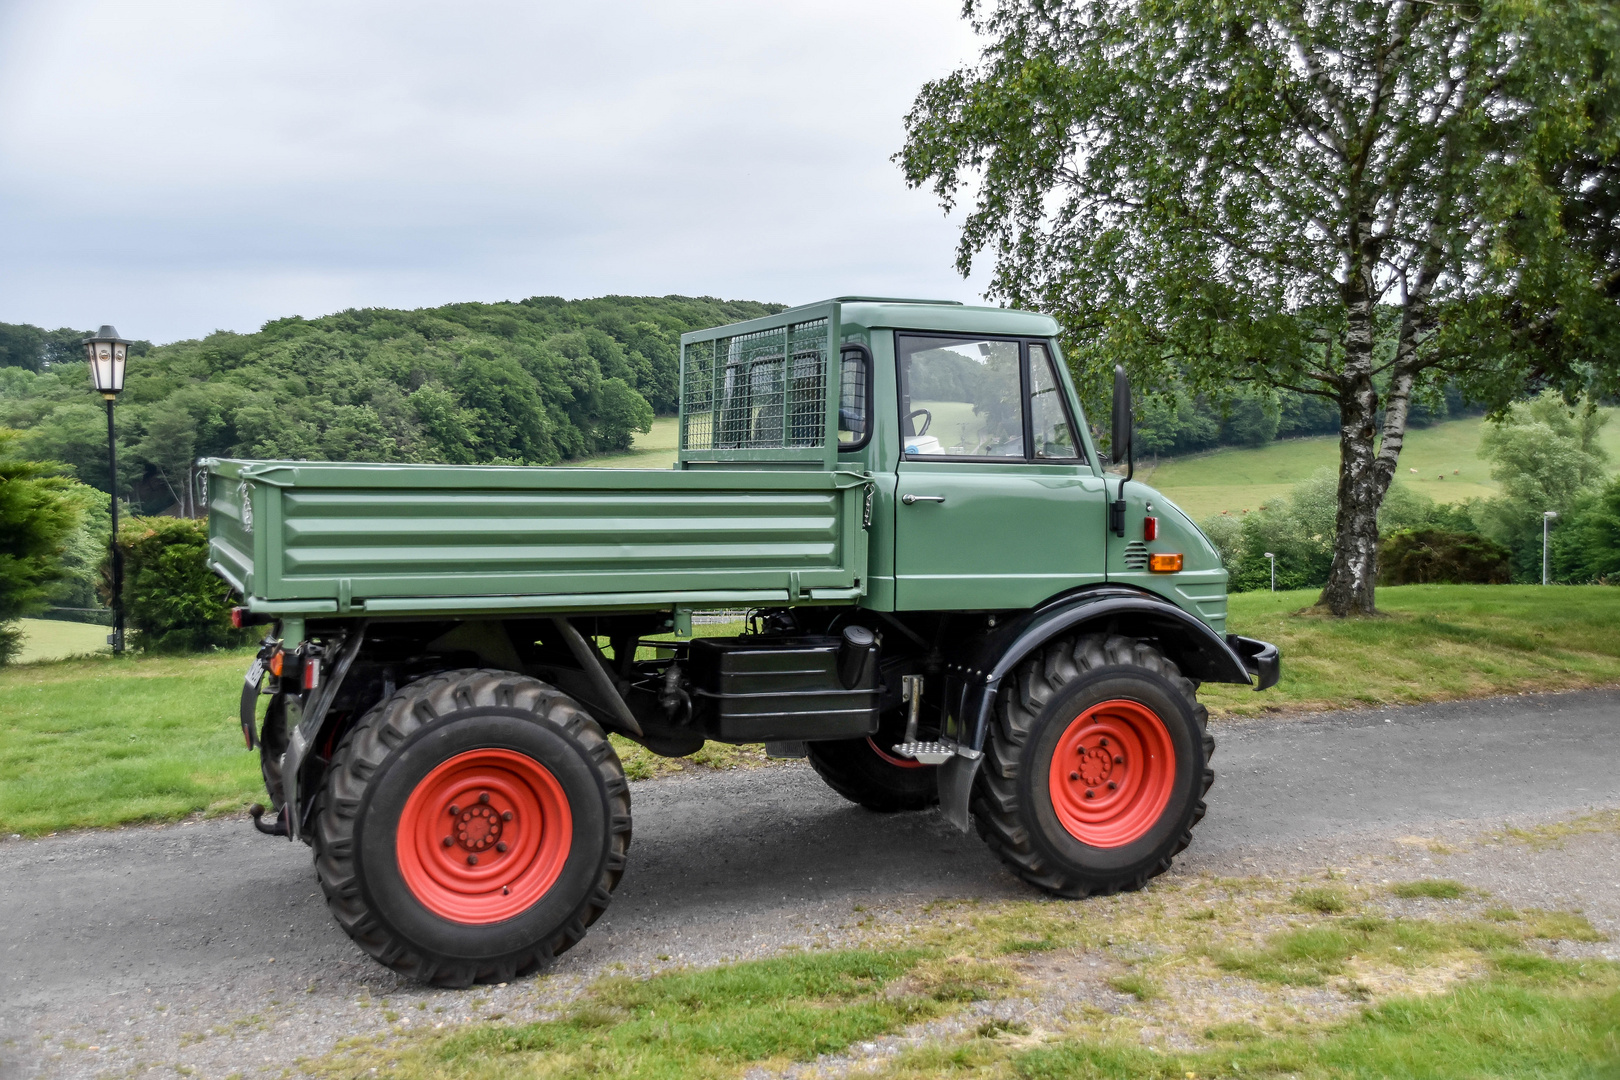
[248,802,288,836]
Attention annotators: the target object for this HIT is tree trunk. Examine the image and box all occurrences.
[1319,243,1385,616]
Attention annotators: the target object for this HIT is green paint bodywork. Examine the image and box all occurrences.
[206,299,1226,630]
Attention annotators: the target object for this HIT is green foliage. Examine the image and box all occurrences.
[0,430,91,665]
[1379,529,1511,586]
[1553,475,1620,583]
[0,296,779,512]
[1206,469,1456,591]
[114,516,253,653]
[900,0,1620,614]
[1478,394,1612,580]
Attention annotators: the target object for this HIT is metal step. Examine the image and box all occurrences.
[890,741,957,765]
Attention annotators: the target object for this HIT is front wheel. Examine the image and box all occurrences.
[312,669,630,986]
[973,635,1213,898]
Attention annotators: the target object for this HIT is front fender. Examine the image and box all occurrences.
[951,587,1256,754]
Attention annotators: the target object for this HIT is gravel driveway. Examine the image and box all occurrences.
[2,688,1616,1080]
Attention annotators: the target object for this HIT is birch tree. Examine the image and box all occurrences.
[900,0,1620,614]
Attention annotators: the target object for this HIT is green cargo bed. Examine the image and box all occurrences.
[206,460,872,618]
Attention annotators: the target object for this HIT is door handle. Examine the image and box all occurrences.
[901,494,946,505]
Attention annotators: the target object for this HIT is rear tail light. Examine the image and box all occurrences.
[230,606,247,629]
[1143,516,1158,541]
[1148,552,1184,573]
[302,658,321,691]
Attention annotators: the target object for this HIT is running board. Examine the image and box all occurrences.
[891,740,982,766]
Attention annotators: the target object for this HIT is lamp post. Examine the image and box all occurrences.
[81,326,131,653]
[1264,551,1276,592]
[1542,511,1558,586]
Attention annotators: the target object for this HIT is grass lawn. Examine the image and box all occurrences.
[1,586,1615,835]
[0,649,262,836]
[312,874,1620,1080]
[1208,585,1620,717]
[11,618,110,664]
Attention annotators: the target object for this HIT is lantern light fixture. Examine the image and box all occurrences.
[81,325,132,398]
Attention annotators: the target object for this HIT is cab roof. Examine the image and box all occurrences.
[799,297,1060,338]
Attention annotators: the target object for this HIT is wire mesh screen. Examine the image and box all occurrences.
[681,318,829,452]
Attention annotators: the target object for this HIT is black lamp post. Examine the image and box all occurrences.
[82,325,132,654]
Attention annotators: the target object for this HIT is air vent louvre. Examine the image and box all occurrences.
[1123,541,1149,570]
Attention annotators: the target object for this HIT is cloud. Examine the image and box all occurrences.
[0,0,988,341]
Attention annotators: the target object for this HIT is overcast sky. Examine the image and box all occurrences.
[0,1,990,344]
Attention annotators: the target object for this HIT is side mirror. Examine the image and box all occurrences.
[1111,364,1133,478]
[1109,365,1133,538]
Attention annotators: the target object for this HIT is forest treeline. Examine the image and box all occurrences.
[0,295,781,513]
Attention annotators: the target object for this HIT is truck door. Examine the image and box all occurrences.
[892,335,1109,611]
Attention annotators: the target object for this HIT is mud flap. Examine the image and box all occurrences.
[938,752,983,833]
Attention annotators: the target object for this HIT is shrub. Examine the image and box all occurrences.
[1378,529,1511,585]
[1552,476,1620,583]
[0,430,87,664]
[111,516,253,653]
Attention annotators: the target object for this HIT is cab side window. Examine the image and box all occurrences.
[897,335,1025,458]
[1029,343,1081,461]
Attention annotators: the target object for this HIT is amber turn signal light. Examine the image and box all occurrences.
[1148,552,1183,573]
[268,649,284,678]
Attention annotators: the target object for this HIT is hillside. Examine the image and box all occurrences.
[1139,411,1620,520]
[0,296,781,511]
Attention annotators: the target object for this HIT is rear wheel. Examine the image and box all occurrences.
[973,635,1213,898]
[312,669,629,986]
[807,711,939,813]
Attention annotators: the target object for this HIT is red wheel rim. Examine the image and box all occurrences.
[1048,699,1175,848]
[396,748,572,924]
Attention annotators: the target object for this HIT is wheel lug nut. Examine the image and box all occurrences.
[1114,755,1123,764]
[1070,772,1079,781]
[448,805,460,816]
[496,842,507,852]
[501,811,513,821]
[1100,738,1108,747]
[502,886,510,895]
[1085,789,1095,799]
[466,854,478,865]
[1107,781,1117,790]
[479,792,490,804]
[442,836,453,847]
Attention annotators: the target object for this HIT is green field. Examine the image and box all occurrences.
[1140,409,1620,520]
[579,411,1620,522]
[572,415,681,470]
[10,618,109,664]
[2,586,1616,836]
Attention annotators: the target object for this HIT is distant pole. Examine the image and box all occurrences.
[105,398,124,651]
[1265,552,1276,592]
[81,326,133,654]
[1542,512,1558,586]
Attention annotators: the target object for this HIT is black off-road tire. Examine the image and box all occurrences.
[311,668,630,987]
[259,695,288,811]
[972,634,1214,898]
[807,714,939,813]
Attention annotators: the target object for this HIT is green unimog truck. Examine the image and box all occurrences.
[206,297,1278,986]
